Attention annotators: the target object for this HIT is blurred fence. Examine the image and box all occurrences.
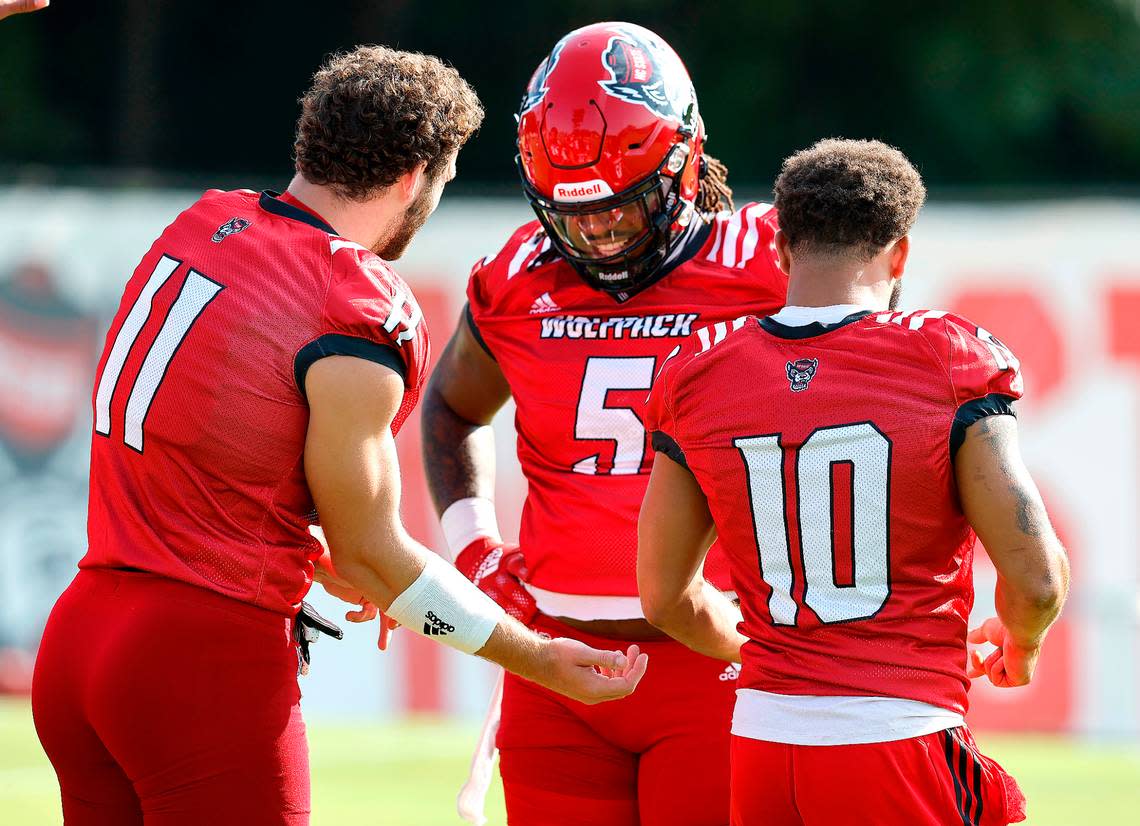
[0,186,1136,736]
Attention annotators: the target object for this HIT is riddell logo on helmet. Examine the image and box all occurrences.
[552,180,614,203]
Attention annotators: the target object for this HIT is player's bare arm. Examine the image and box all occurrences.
[421,318,540,621]
[637,453,746,663]
[955,413,1070,688]
[0,0,48,22]
[422,317,511,513]
[306,354,647,703]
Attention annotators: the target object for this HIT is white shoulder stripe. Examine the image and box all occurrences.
[705,211,729,262]
[872,310,949,330]
[330,238,368,256]
[507,233,544,279]
[736,203,772,268]
[907,309,948,330]
[720,208,747,268]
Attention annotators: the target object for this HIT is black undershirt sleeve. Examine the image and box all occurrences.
[464,303,496,361]
[294,333,406,400]
[651,430,690,470]
[950,393,1017,459]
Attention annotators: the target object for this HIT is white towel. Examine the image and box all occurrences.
[457,670,505,824]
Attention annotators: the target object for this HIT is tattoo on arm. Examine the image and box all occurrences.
[421,385,498,515]
[971,416,1044,538]
[1013,487,1043,538]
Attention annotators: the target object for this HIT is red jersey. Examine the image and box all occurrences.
[645,309,1023,714]
[82,189,429,615]
[467,204,785,606]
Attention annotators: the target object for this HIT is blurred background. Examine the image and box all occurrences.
[1,1,1138,824]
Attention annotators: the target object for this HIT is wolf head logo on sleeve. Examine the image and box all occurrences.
[786,358,818,392]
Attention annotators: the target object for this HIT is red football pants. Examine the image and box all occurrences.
[32,569,309,825]
[730,727,1027,826]
[497,615,737,826]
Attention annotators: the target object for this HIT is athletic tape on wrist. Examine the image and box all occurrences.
[386,553,506,655]
[440,497,503,561]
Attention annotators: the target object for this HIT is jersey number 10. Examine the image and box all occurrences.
[735,422,892,625]
[94,255,224,453]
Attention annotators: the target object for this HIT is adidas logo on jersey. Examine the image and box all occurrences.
[719,663,741,682]
[423,611,455,637]
[529,292,561,314]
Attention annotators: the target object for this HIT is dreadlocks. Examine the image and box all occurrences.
[696,154,734,214]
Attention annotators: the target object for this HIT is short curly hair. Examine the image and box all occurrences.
[774,139,926,260]
[294,46,484,200]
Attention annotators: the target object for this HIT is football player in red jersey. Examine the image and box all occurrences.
[638,139,1071,826]
[422,22,785,826]
[31,46,646,826]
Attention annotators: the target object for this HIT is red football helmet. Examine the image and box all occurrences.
[517,22,706,295]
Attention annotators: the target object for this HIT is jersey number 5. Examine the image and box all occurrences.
[572,356,656,475]
[735,422,892,625]
[94,255,223,453]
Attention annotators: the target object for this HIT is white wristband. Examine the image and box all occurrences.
[386,553,506,655]
[440,497,502,561]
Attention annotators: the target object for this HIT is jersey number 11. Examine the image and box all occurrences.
[94,255,224,453]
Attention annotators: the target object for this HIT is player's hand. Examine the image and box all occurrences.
[0,0,49,22]
[317,578,401,650]
[455,538,538,625]
[311,536,401,650]
[535,639,648,705]
[318,577,377,619]
[966,616,1041,688]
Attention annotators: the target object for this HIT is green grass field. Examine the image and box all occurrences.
[2,697,1137,825]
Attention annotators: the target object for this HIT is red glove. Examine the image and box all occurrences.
[454,537,538,625]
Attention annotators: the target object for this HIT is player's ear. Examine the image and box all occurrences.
[397,161,429,205]
[774,229,793,276]
[889,235,909,279]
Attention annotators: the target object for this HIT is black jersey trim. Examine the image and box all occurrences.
[259,191,337,235]
[651,430,690,470]
[294,334,406,399]
[950,393,1017,459]
[464,302,497,361]
[757,311,872,340]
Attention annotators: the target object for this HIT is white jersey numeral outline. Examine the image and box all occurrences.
[735,422,892,625]
[383,285,423,346]
[94,254,224,453]
[572,356,656,476]
[976,326,1019,373]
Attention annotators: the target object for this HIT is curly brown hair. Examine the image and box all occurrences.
[294,46,484,200]
[774,139,926,260]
